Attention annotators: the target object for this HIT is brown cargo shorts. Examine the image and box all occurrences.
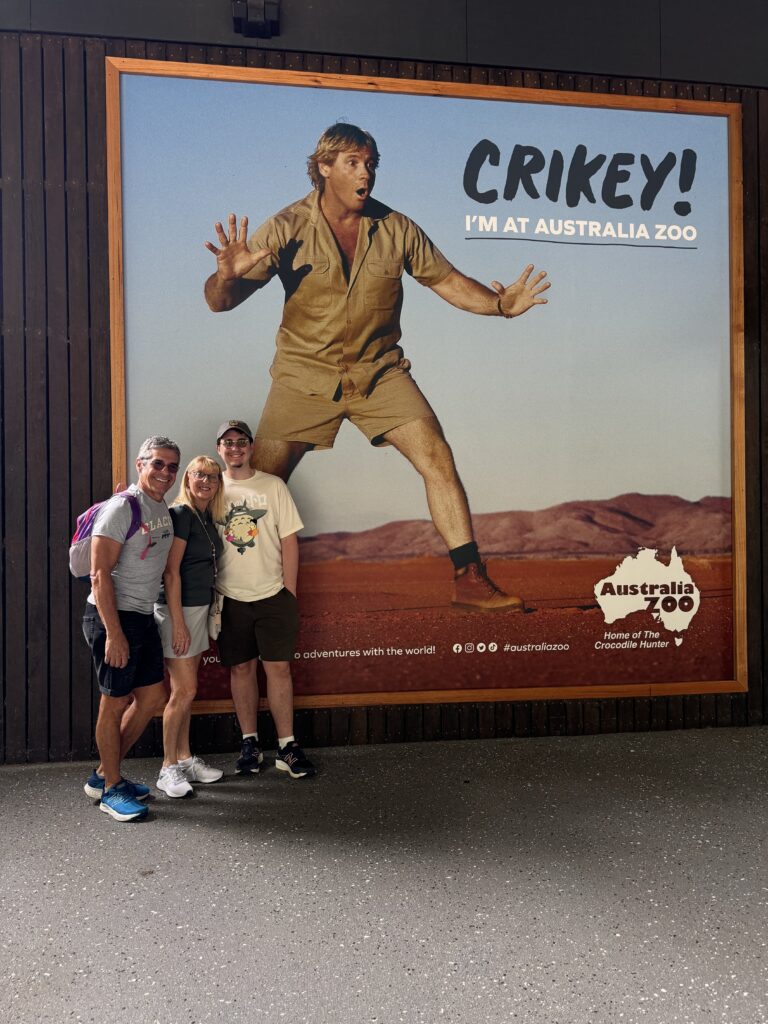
[255,370,436,449]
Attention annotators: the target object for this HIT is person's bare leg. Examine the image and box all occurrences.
[385,417,523,611]
[95,694,131,789]
[95,682,167,778]
[230,658,260,734]
[177,703,194,762]
[162,658,200,766]
[262,660,294,738]
[384,416,473,549]
[250,439,311,482]
[116,682,167,762]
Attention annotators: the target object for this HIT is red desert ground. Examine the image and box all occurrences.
[196,494,734,700]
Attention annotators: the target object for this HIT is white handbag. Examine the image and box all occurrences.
[208,591,224,640]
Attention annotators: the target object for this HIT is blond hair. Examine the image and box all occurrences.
[307,122,380,191]
[173,455,225,522]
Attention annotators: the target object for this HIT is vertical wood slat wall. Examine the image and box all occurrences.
[0,32,764,763]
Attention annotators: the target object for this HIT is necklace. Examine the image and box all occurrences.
[191,504,218,581]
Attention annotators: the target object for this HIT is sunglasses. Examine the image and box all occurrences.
[143,458,180,473]
[219,438,250,449]
[189,470,221,483]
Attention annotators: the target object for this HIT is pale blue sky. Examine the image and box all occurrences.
[120,74,732,534]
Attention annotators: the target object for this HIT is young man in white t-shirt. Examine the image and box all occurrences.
[215,420,315,778]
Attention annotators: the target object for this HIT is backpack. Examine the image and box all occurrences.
[69,490,144,580]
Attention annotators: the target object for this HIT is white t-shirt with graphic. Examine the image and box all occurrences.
[216,470,303,603]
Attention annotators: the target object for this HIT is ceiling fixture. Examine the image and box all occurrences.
[232,1,280,38]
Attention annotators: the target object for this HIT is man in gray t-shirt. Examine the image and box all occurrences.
[81,435,178,822]
[86,485,174,612]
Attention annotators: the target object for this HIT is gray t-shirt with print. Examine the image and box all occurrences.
[86,484,174,613]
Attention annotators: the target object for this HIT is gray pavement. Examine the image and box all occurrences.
[1,727,767,1024]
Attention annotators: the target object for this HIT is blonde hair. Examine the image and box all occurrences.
[307,122,380,191]
[173,456,225,521]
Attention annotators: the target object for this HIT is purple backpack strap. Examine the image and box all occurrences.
[117,490,153,559]
[117,490,143,541]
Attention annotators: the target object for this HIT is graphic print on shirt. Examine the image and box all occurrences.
[140,512,173,555]
[220,501,268,555]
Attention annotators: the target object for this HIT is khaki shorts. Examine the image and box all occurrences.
[154,602,211,660]
[255,370,436,449]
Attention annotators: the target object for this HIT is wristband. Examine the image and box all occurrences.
[497,296,513,319]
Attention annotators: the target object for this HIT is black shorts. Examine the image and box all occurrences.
[83,604,165,698]
[218,588,299,666]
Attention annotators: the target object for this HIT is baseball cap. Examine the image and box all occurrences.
[216,419,253,443]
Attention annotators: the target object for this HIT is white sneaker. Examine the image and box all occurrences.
[181,755,224,784]
[156,764,193,798]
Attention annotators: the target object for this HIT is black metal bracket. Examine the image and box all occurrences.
[232,0,280,39]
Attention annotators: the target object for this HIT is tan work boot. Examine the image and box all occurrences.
[452,562,525,612]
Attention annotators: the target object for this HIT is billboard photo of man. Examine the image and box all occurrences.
[204,123,550,612]
[118,69,737,699]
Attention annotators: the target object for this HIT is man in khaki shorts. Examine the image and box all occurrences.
[204,123,550,610]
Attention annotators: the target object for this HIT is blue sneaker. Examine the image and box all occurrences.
[84,770,150,802]
[99,781,149,822]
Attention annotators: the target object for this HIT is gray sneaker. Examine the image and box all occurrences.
[181,755,223,784]
[156,764,193,798]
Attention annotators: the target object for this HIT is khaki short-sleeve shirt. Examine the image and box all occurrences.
[245,191,454,398]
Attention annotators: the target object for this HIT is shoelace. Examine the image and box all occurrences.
[166,764,187,785]
[474,562,503,595]
[108,783,138,805]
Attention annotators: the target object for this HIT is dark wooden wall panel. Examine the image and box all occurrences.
[761,89,768,726]
[42,34,72,760]
[7,0,768,90]
[741,86,764,727]
[86,38,113,498]
[1,34,28,763]
[21,34,49,762]
[64,35,96,758]
[0,31,764,762]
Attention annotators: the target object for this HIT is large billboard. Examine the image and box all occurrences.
[106,59,745,709]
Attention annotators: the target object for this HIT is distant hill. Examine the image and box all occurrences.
[298,494,732,562]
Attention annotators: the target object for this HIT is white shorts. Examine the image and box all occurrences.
[154,603,211,660]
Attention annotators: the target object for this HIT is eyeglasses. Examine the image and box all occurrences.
[143,458,179,473]
[189,470,221,483]
[219,438,250,449]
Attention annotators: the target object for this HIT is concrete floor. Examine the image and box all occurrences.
[1,727,767,1024]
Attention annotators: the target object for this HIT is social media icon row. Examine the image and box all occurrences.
[452,642,498,653]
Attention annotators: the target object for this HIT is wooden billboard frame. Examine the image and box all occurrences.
[105,57,747,709]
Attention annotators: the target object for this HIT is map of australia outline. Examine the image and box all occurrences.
[594,547,701,642]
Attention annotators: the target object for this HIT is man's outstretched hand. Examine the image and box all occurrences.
[204,213,270,281]
[492,264,550,318]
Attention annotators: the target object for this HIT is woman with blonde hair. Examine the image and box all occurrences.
[154,455,225,797]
